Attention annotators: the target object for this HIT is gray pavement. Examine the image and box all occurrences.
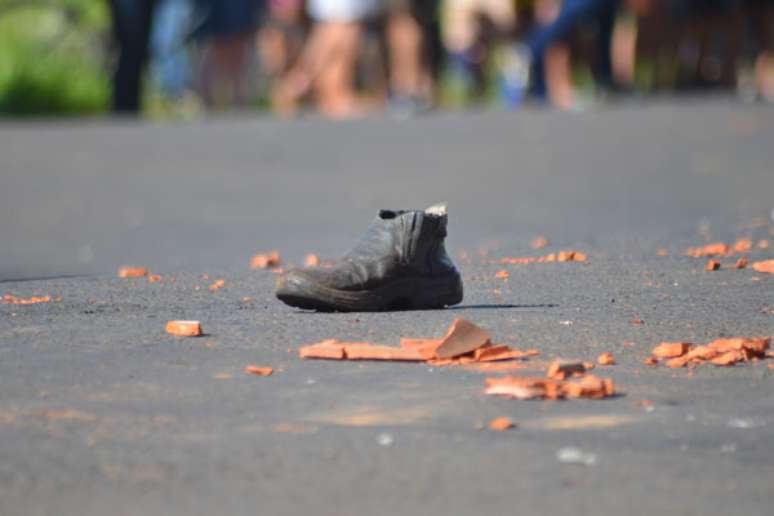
[1,99,773,516]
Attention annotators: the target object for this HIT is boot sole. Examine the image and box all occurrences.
[275,271,464,312]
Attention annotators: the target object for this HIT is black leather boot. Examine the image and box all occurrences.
[275,204,464,311]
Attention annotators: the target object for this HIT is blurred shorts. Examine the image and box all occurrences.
[308,0,384,21]
[194,0,260,38]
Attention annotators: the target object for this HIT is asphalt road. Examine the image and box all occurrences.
[1,99,773,516]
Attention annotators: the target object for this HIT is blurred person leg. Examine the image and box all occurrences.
[442,0,516,102]
[527,0,620,102]
[749,0,774,101]
[387,7,425,101]
[150,0,193,99]
[274,0,383,117]
[110,0,157,113]
[194,0,260,108]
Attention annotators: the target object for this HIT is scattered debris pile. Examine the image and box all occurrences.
[298,318,538,365]
[484,373,615,400]
[648,337,771,368]
[499,251,587,265]
[2,294,57,305]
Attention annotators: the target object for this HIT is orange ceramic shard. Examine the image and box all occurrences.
[489,417,517,431]
[685,242,730,258]
[709,351,743,366]
[400,338,442,349]
[546,360,588,380]
[250,251,281,269]
[495,270,509,279]
[484,376,560,400]
[209,279,225,291]
[342,344,426,361]
[165,320,202,337]
[630,319,644,325]
[752,260,774,274]
[652,342,692,359]
[644,357,659,366]
[3,294,53,305]
[597,352,616,365]
[735,257,748,269]
[530,236,549,249]
[304,254,320,266]
[245,365,273,376]
[705,259,721,271]
[118,266,148,278]
[148,274,162,283]
[434,318,492,359]
[476,346,537,362]
[298,340,346,360]
[707,337,770,357]
[732,238,752,253]
[564,375,613,399]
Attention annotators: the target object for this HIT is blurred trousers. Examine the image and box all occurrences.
[110,0,158,113]
[528,0,619,98]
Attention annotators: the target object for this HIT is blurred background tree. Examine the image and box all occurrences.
[0,0,111,115]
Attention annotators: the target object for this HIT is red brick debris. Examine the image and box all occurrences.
[298,318,539,365]
[245,365,274,376]
[250,251,281,269]
[646,337,771,368]
[2,294,57,305]
[498,251,587,264]
[484,374,615,400]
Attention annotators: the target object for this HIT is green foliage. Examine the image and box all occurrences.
[0,0,111,115]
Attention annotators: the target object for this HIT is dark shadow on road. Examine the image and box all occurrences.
[449,304,558,310]
[0,273,97,283]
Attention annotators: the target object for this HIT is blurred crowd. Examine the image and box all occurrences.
[110,0,773,117]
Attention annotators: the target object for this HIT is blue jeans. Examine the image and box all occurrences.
[150,0,193,97]
[527,0,619,99]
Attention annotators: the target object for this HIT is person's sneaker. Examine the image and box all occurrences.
[275,204,464,312]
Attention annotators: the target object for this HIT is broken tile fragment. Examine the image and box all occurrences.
[752,260,774,274]
[165,320,202,337]
[250,251,281,269]
[305,254,320,266]
[118,266,148,278]
[652,342,692,359]
[735,257,748,269]
[732,238,752,253]
[2,294,53,305]
[299,340,346,360]
[597,352,616,366]
[342,344,426,361]
[489,417,517,431]
[209,279,225,291]
[434,318,492,359]
[245,365,273,376]
[495,270,509,279]
[148,274,162,283]
[546,360,589,380]
[485,374,615,401]
[706,259,721,271]
[644,357,658,366]
[685,242,730,258]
